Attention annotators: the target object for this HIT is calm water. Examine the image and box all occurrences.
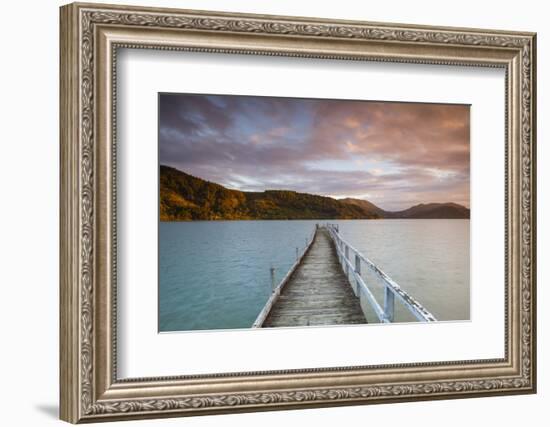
[159,220,470,332]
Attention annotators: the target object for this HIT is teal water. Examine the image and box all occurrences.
[159,219,470,332]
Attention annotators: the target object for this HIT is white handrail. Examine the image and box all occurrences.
[326,224,436,323]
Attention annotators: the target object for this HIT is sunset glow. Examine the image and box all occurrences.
[159,93,470,211]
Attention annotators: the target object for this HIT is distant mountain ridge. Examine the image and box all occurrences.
[160,165,470,221]
[339,198,470,219]
[384,202,470,219]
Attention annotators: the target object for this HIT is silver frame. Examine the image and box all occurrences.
[60,2,536,423]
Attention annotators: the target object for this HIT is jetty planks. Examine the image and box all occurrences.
[262,227,366,327]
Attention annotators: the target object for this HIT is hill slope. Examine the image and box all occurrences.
[339,197,388,218]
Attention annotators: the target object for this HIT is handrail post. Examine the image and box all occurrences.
[354,254,361,295]
[296,247,299,260]
[344,245,349,276]
[270,266,276,292]
[383,287,395,322]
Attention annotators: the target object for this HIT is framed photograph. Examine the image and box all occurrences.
[60,2,537,423]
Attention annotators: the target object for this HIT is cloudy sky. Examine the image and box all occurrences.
[159,93,470,211]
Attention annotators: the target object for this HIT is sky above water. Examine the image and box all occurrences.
[159,93,470,211]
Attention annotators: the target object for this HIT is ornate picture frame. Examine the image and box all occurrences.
[60,2,536,423]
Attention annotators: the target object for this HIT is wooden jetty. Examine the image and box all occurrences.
[253,224,436,328]
[261,227,366,327]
